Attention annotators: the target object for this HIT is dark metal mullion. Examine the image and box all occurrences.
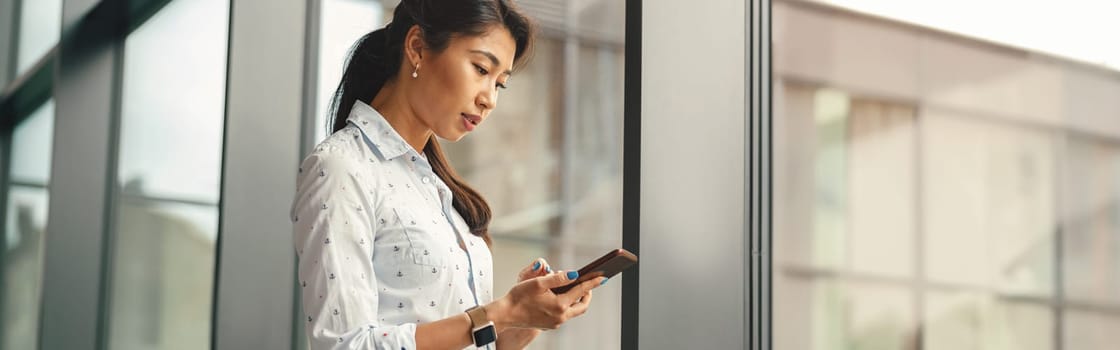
[761,0,773,348]
[746,0,772,349]
[95,22,126,350]
[0,115,12,350]
[620,0,640,348]
[5,0,20,82]
[8,179,49,189]
[209,0,236,347]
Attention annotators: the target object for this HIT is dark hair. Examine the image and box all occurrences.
[328,0,535,247]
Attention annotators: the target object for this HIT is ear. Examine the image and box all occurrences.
[403,25,425,68]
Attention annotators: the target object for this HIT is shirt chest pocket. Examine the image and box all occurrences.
[391,206,449,268]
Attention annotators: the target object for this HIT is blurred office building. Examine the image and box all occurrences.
[773,1,1120,349]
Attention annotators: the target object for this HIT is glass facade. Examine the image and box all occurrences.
[2,100,53,350]
[105,0,229,349]
[16,0,62,73]
[774,1,1120,349]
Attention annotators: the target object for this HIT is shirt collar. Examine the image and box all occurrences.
[347,100,416,161]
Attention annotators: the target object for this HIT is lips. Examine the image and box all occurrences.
[461,113,482,126]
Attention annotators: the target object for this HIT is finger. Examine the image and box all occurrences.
[518,258,547,280]
[537,270,581,290]
[559,276,606,304]
[566,290,594,318]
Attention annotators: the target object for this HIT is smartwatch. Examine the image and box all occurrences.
[465,305,497,347]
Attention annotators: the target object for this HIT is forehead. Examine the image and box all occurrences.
[448,25,517,69]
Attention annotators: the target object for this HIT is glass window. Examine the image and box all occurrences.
[106,0,229,348]
[1061,137,1120,306]
[922,113,1056,296]
[924,292,1051,350]
[2,100,54,350]
[774,1,1120,349]
[16,0,63,73]
[313,0,384,144]
[452,8,625,349]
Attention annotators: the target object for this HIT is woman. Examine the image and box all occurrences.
[289,0,607,349]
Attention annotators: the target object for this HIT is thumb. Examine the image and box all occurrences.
[537,270,580,289]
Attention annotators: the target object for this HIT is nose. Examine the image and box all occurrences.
[477,87,497,111]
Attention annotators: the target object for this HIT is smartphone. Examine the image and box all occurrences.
[550,248,638,294]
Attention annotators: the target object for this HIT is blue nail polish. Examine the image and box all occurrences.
[567,271,579,280]
[532,261,541,271]
[545,266,552,273]
[600,278,609,286]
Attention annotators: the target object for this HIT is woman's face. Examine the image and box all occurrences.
[407,25,516,142]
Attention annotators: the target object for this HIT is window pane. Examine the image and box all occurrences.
[923,292,1051,350]
[314,0,383,144]
[117,0,229,204]
[3,186,48,350]
[1061,137,1120,305]
[16,0,62,73]
[107,0,228,348]
[922,115,1056,296]
[108,199,218,350]
[1064,310,1120,350]
[775,276,916,350]
[446,2,626,349]
[9,100,54,184]
[2,100,54,350]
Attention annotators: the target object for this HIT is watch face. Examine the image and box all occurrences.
[473,324,497,347]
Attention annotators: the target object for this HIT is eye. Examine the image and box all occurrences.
[473,64,490,76]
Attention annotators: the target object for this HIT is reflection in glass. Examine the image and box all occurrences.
[117,0,229,204]
[108,198,218,350]
[107,0,228,348]
[922,115,1056,296]
[17,0,63,73]
[454,28,625,350]
[774,1,1120,348]
[9,101,55,183]
[1062,138,1120,305]
[3,187,49,350]
[1065,310,1120,350]
[2,100,54,350]
[924,293,1051,350]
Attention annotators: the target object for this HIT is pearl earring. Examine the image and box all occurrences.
[412,63,420,78]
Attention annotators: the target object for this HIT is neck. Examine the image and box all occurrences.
[370,80,433,154]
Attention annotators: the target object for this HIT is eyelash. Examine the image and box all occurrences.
[474,64,508,89]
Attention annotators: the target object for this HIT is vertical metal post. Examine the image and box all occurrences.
[620,0,640,349]
[41,1,127,349]
[747,0,773,348]
[211,0,307,348]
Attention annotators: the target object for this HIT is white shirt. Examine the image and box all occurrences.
[291,101,495,350]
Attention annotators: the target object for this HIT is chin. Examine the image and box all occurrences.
[435,130,468,142]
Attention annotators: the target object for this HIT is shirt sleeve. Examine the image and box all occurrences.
[291,146,417,350]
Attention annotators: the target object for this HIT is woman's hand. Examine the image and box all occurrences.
[487,267,605,332]
[497,258,553,349]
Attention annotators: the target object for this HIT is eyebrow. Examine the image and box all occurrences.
[469,49,513,77]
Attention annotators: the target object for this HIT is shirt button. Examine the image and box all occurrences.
[422,177,430,184]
